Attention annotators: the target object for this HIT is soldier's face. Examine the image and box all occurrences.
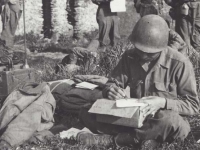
[135,48,161,63]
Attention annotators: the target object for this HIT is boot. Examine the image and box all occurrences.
[76,131,114,147]
[115,133,140,149]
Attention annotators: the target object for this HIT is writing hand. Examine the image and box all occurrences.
[107,85,127,100]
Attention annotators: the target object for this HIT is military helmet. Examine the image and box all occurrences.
[129,15,169,53]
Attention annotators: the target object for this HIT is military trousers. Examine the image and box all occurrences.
[175,16,200,52]
[79,108,190,144]
[97,15,120,47]
[1,5,21,51]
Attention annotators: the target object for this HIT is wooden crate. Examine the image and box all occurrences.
[0,68,36,99]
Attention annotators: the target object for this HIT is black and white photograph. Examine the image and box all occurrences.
[0,0,200,149]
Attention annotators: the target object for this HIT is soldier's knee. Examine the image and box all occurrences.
[158,110,190,140]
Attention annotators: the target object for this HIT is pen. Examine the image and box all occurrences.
[112,78,128,99]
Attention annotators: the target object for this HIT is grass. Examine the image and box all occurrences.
[12,1,200,150]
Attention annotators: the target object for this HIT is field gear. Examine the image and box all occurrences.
[92,0,120,47]
[0,82,56,147]
[0,68,36,100]
[130,15,169,53]
[51,78,104,114]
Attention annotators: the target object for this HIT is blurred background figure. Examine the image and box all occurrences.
[0,0,22,64]
[165,0,200,52]
[134,0,163,17]
[92,0,120,49]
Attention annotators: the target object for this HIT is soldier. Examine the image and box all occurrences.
[134,0,164,17]
[76,15,199,149]
[165,0,200,52]
[0,0,22,65]
[92,0,120,48]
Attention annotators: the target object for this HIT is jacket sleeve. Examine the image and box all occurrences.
[165,59,199,115]
[102,51,131,98]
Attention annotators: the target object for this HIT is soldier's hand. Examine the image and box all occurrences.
[107,85,127,100]
[139,96,166,118]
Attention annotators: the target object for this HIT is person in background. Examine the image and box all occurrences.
[76,15,199,149]
[0,0,22,65]
[92,0,120,49]
[165,0,200,52]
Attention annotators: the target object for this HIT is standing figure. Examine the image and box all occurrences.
[165,0,200,52]
[0,0,22,61]
[92,0,120,47]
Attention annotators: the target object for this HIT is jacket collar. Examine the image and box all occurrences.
[128,48,171,69]
[156,48,171,69]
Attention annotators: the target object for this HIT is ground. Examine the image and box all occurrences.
[8,1,200,150]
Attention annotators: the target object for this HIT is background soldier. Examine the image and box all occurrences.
[165,0,200,52]
[92,0,120,48]
[0,0,22,65]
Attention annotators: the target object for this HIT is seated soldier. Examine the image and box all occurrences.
[76,15,199,149]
